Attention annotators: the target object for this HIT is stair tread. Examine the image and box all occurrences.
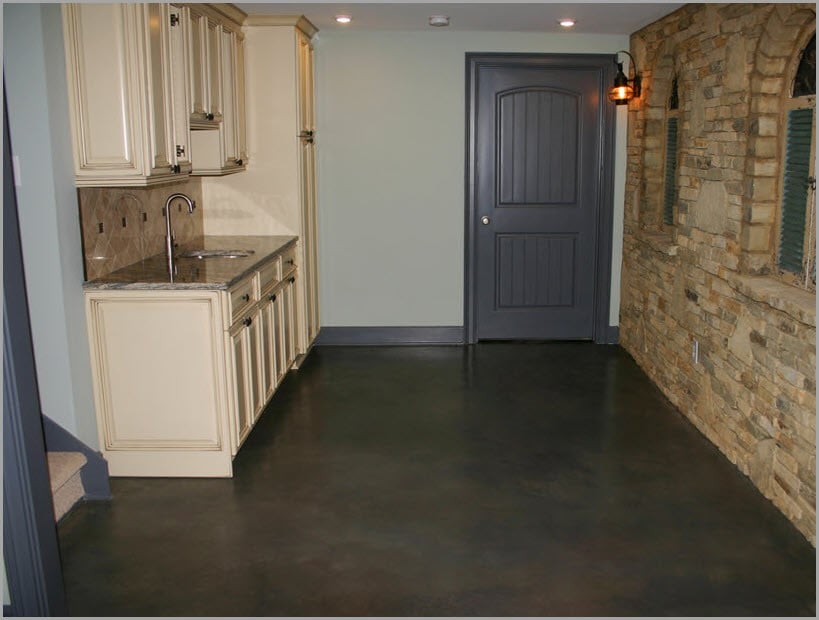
[47,451,87,491]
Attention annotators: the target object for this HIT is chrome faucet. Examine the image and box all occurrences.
[163,192,195,275]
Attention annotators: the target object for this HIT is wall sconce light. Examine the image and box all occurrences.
[609,50,641,105]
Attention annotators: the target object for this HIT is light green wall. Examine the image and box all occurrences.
[4,4,98,448]
[315,30,628,328]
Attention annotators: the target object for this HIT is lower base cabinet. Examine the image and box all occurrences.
[85,258,301,477]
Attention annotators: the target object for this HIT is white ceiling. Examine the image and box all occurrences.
[236,2,684,35]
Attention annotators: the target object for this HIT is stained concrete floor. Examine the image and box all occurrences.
[58,344,816,616]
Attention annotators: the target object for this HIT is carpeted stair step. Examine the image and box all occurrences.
[47,451,87,522]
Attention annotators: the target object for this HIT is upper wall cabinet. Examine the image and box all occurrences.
[186,7,222,128]
[62,3,190,186]
[184,3,248,176]
[62,3,247,187]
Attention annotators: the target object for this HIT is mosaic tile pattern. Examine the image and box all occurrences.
[78,179,205,280]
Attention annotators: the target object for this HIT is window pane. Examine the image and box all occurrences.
[669,77,679,110]
[793,34,816,97]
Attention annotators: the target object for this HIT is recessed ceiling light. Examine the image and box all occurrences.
[558,18,576,28]
[335,15,352,24]
[429,15,450,27]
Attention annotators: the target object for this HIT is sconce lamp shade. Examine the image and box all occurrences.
[609,63,633,104]
[609,55,642,105]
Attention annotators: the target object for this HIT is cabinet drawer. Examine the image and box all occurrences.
[258,257,281,293]
[281,246,297,276]
[229,277,256,322]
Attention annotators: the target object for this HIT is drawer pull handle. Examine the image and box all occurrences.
[243,317,253,327]
[269,294,277,302]
[241,293,250,302]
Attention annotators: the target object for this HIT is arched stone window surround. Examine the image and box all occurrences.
[741,5,817,275]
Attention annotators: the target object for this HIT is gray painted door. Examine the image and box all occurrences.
[474,59,606,340]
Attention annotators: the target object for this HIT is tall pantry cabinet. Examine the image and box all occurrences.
[238,16,320,360]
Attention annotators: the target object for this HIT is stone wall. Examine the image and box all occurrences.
[620,3,816,543]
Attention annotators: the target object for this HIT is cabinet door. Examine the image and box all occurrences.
[301,141,319,345]
[62,3,182,186]
[297,31,314,133]
[229,324,252,452]
[297,31,319,347]
[207,18,224,123]
[144,4,174,174]
[220,28,238,166]
[247,309,264,421]
[260,290,283,398]
[168,5,192,173]
[187,9,209,123]
[281,274,299,367]
[259,295,274,402]
[235,33,248,165]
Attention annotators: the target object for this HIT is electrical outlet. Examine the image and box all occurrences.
[692,339,699,364]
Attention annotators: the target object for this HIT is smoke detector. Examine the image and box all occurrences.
[429,15,450,27]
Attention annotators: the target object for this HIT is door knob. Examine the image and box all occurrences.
[481,216,491,225]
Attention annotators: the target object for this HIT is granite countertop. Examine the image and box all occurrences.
[83,235,298,290]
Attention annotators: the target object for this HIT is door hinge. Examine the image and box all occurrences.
[170,13,180,27]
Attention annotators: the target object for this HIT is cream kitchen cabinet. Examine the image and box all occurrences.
[62,3,192,186]
[186,4,248,175]
[185,7,222,128]
[62,2,247,187]
[297,30,321,350]
[84,237,298,477]
[242,16,320,363]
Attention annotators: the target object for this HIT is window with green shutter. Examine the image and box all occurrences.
[777,33,815,288]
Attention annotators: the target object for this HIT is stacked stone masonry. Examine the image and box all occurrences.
[620,3,816,543]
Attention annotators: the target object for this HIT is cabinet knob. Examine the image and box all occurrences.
[206,112,214,121]
[288,277,295,284]
[243,317,252,327]
[286,259,295,265]
[236,159,243,166]
[269,294,277,302]
[171,164,181,174]
[241,293,250,302]
[176,145,185,157]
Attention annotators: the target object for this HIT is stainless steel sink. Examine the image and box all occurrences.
[178,249,255,259]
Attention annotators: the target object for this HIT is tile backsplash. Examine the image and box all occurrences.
[78,178,204,280]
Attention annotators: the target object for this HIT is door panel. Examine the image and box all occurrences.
[498,90,578,205]
[470,56,613,341]
[496,234,576,308]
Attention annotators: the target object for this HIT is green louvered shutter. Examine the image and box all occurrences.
[778,108,814,274]
[663,117,679,226]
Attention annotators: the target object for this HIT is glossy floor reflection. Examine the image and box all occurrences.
[58,344,816,616]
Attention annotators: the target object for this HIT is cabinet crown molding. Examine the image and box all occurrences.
[244,15,318,37]
[181,3,247,31]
